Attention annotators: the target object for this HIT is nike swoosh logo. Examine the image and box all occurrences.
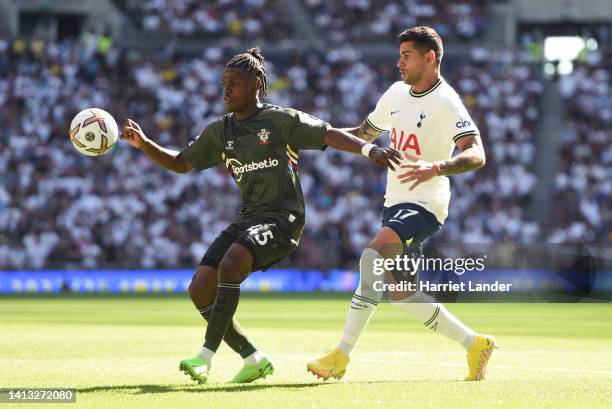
[391,111,400,115]
[258,363,272,374]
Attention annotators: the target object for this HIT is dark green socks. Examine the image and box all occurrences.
[198,301,256,358]
[203,282,242,353]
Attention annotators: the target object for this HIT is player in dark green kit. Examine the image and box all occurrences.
[121,47,401,384]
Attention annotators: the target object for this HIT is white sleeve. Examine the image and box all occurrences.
[442,97,480,144]
[366,85,394,132]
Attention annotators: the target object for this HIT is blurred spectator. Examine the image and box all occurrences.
[303,0,487,44]
[115,0,485,44]
[435,47,543,245]
[549,46,610,243]
[117,0,293,42]
[0,35,549,270]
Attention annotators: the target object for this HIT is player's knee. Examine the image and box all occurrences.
[188,272,204,299]
[388,289,416,302]
[359,247,383,275]
[218,256,242,283]
[188,279,199,301]
[188,270,216,303]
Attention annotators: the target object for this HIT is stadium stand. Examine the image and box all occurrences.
[0,30,549,269]
[549,45,610,242]
[115,0,293,40]
[300,0,486,44]
[2,0,607,271]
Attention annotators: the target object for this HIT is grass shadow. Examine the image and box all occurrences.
[76,378,461,395]
[76,381,334,394]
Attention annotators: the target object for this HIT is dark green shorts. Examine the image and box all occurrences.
[200,212,305,272]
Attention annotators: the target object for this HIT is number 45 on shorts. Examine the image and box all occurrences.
[247,224,275,245]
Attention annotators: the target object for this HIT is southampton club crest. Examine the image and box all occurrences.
[257,128,271,145]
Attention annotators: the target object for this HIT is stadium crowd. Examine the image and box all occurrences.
[304,0,487,43]
[117,0,293,41]
[114,0,485,44]
[14,14,612,271]
[551,45,610,243]
[0,32,552,271]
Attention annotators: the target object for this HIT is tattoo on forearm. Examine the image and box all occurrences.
[356,120,383,142]
[439,140,485,176]
[439,155,482,175]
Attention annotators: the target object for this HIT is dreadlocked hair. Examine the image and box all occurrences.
[226,47,268,98]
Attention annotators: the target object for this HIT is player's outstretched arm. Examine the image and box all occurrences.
[323,128,401,170]
[342,119,385,142]
[397,134,485,190]
[121,119,193,174]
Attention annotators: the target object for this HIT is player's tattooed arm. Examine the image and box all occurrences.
[398,134,485,190]
[342,119,384,142]
[438,134,485,176]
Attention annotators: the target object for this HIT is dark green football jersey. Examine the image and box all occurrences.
[180,104,330,223]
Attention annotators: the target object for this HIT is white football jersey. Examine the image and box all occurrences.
[367,78,479,224]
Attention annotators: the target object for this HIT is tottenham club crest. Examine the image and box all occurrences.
[257,128,271,145]
[417,112,426,128]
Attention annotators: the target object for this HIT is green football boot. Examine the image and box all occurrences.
[179,356,210,384]
[229,357,274,383]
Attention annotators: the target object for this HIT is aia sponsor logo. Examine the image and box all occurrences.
[390,128,421,155]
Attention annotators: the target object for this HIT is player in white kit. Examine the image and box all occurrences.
[307,26,496,381]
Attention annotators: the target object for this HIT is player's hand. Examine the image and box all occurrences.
[397,152,442,190]
[369,147,402,170]
[120,119,148,149]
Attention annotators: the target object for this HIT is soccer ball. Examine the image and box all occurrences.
[69,108,118,156]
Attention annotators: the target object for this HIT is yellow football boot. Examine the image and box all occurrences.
[307,348,349,380]
[465,334,496,381]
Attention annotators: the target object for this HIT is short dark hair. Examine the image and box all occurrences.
[397,26,444,65]
[226,47,268,98]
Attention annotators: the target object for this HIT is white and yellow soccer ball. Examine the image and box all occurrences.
[69,108,118,156]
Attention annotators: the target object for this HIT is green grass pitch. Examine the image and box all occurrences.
[1,294,610,408]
